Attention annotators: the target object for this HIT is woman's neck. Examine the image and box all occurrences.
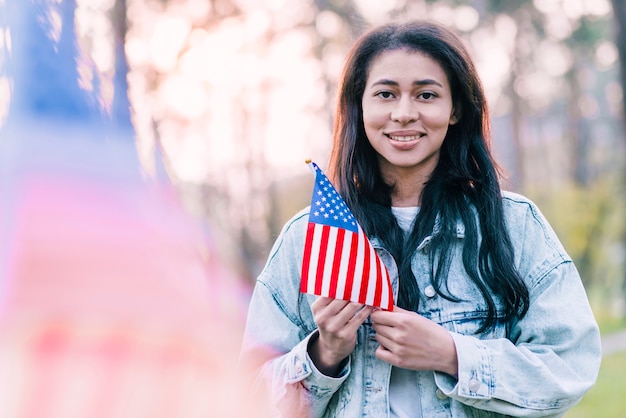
[388,173,427,207]
[379,160,434,207]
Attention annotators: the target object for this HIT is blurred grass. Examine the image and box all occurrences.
[595,311,626,335]
[565,351,626,417]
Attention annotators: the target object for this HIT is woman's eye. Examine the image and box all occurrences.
[419,92,436,100]
[376,91,394,99]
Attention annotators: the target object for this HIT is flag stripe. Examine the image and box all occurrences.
[357,231,371,304]
[384,263,391,309]
[328,228,345,299]
[342,231,358,301]
[334,231,351,299]
[367,241,376,306]
[300,223,316,293]
[321,227,339,296]
[365,238,379,306]
[306,224,324,294]
[373,251,382,308]
[314,226,331,295]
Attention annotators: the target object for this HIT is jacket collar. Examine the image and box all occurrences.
[368,215,465,252]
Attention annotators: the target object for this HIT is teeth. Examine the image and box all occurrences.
[389,135,421,142]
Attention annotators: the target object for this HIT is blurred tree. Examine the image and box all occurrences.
[610,0,626,300]
[612,0,626,123]
[111,0,134,134]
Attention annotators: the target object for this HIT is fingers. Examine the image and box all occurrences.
[312,298,374,339]
[313,298,372,322]
[352,304,374,322]
[310,298,374,369]
[370,305,403,327]
[375,344,394,364]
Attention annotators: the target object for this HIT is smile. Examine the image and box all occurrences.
[386,134,424,142]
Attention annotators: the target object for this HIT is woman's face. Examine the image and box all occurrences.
[361,48,458,182]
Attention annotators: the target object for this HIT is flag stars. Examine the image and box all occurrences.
[308,169,359,233]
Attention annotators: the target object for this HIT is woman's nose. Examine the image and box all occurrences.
[390,97,418,124]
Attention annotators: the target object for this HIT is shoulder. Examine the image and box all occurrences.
[258,206,310,277]
[274,206,310,244]
[500,190,572,285]
[501,190,553,234]
[501,190,539,212]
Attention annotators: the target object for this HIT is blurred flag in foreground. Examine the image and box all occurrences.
[300,161,394,310]
[0,1,269,416]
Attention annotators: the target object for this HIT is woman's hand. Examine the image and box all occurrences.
[308,297,373,377]
[370,306,458,377]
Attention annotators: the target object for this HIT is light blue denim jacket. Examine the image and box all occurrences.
[241,191,601,417]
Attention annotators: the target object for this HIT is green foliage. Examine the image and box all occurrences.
[527,177,626,299]
[594,310,626,335]
[486,0,534,14]
[569,15,613,50]
[565,351,626,418]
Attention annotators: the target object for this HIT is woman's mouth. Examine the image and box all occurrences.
[386,133,424,142]
[387,134,422,142]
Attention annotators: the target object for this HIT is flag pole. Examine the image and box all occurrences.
[305,159,316,175]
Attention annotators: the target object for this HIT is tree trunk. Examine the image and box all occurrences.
[111,0,134,133]
[610,0,626,304]
[611,0,626,126]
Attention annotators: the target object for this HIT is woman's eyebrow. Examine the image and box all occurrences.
[371,78,444,88]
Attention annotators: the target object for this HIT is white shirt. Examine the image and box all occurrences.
[389,206,422,418]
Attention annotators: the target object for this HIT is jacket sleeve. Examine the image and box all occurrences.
[433,197,602,417]
[239,211,349,418]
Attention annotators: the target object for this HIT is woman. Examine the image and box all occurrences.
[240,20,601,417]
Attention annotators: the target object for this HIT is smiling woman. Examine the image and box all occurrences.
[240,19,601,418]
[361,49,459,205]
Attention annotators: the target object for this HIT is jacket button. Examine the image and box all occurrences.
[295,361,303,374]
[468,378,481,392]
[424,285,436,298]
[435,388,448,400]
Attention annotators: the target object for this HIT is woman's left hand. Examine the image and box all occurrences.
[370,306,458,377]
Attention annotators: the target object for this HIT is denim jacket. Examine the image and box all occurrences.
[240,191,601,417]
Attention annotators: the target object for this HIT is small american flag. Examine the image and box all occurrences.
[300,161,394,310]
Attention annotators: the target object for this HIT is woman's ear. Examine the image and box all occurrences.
[450,104,461,125]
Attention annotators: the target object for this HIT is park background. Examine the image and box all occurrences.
[0,0,624,416]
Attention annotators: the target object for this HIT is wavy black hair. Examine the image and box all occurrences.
[327,20,528,332]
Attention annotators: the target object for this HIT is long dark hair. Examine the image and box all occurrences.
[327,20,528,332]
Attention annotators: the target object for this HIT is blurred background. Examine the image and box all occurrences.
[0,0,624,416]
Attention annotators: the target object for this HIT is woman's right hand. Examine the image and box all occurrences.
[308,297,373,376]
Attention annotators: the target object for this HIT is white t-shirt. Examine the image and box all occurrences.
[389,206,422,417]
[391,206,419,233]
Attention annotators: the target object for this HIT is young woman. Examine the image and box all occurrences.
[240,20,601,417]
